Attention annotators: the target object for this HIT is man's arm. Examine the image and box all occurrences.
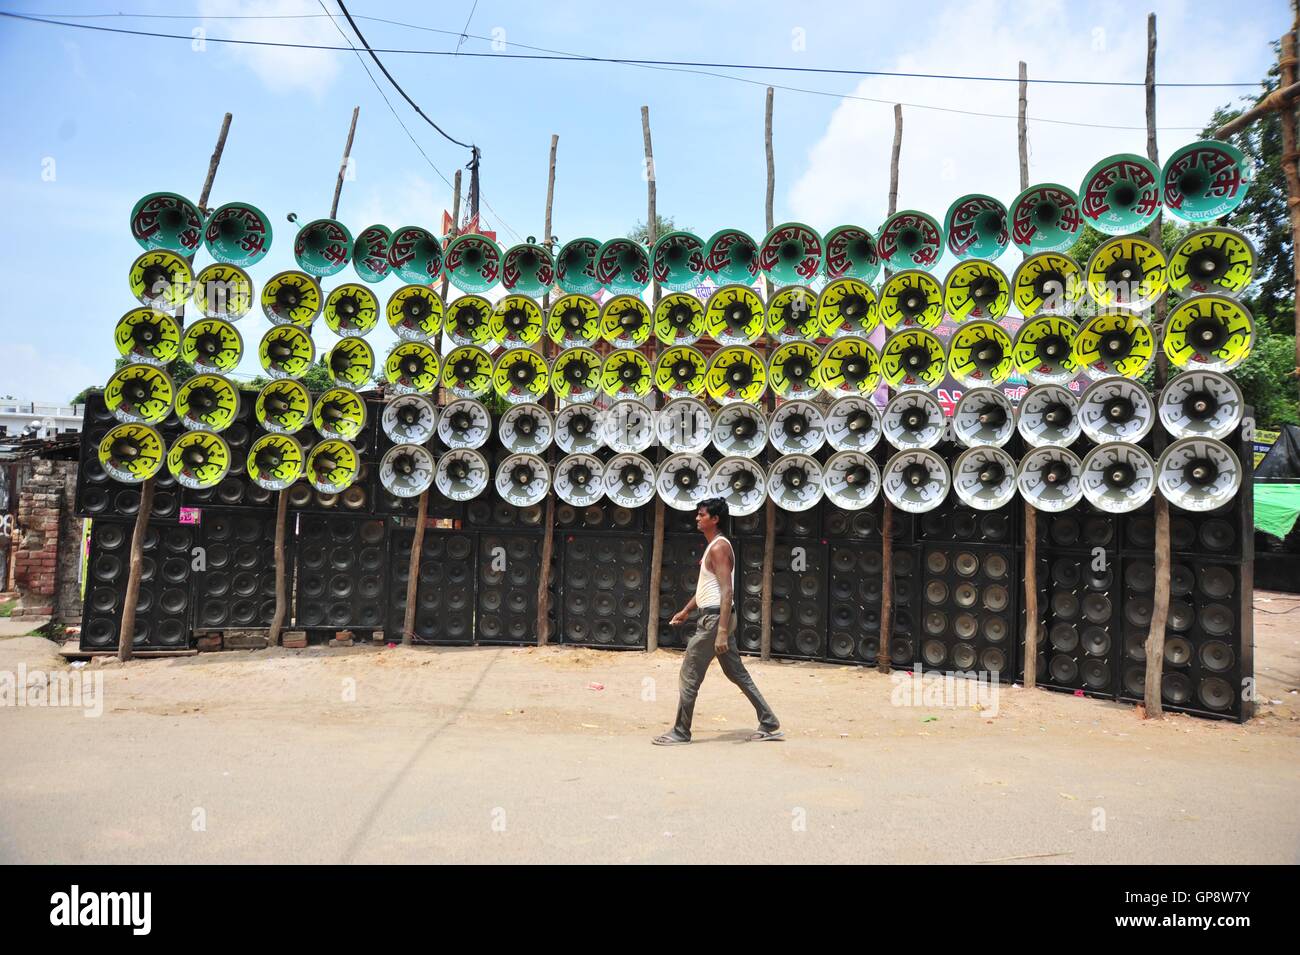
[712,542,734,652]
[670,595,698,626]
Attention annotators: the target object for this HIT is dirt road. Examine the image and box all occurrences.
[1,595,1297,864]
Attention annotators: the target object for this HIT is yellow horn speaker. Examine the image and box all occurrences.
[203,201,271,267]
[352,224,392,283]
[1162,294,1255,372]
[758,222,823,284]
[501,241,556,297]
[114,308,180,367]
[555,237,600,294]
[326,337,375,389]
[445,294,495,348]
[175,373,239,432]
[881,328,946,391]
[601,294,653,347]
[261,270,322,327]
[651,231,705,291]
[595,238,650,294]
[1012,314,1080,385]
[130,192,203,255]
[384,340,441,395]
[105,363,174,425]
[192,263,253,321]
[766,285,820,342]
[313,387,367,441]
[705,284,765,345]
[129,249,191,312]
[705,345,767,404]
[880,270,943,330]
[819,278,879,338]
[386,285,443,341]
[818,336,881,396]
[98,423,165,483]
[182,318,242,375]
[491,294,545,349]
[877,210,944,272]
[294,218,354,278]
[306,438,360,493]
[493,349,551,404]
[1009,183,1082,254]
[947,320,1014,387]
[702,228,759,286]
[548,293,601,347]
[551,346,603,402]
[386,225,442,285]
[769,341,823,399]
[943,260,1010,323]
[167,431,231,490]
[255,379,311,434]
[654,345,708,399]
[1073,310,1155,380]
[258,325,315,380]
[1012,252,1084,317]
[654,292,706,346]
[444,233,502,292]
[600,348,654,400]
[247,434,305,490]
[441,344,493,398]
[824,225,882,283]
[1085,235,1168,311]
[1168,227,1256,298]
[1161,140,1252,223]
[324,283,380,337]
[944,194,1009,261]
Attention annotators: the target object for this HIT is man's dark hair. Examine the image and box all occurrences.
[697,497,729,523]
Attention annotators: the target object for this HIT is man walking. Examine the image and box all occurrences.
[653,498,782,745]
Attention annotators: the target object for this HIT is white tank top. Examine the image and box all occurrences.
[694,536,733,607]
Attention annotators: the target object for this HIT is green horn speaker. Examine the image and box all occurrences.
[387,225,443,284]
[1079,154,1161,236]
[823,225,881,283]
[352,224,393,283]
[1009,183,1081,254]
[129,192,203,255]
[944,195,1008,261]
[444,233,503,292]
[502,241,556,297]
[702,228,759,286]
[876,210,943,272]
[293,218,354,277]
[555,237,601,294]
[1161,140,1253,223]
[652,231,705,291]
[596,238,650,294]
[203,201,272,267]
[757,222,823,284]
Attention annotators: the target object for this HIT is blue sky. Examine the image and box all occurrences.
[0,0,1285,402]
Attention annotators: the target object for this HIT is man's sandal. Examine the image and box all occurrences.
[652,733,690,746]
[748,729,784,742]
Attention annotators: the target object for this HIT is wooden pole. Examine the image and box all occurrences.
[877,103,903,675]
[441,169,462,302]
[332,106,360,222]
[118,112,232,663]
[536,133,559,646]
[1017,63,1029,190]
[760,87,777,662]
[1017,65,1039,689]
[641,106,667,653]
[1211,81,1300,139]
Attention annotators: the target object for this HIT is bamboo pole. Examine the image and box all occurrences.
[118,112,232,663]
[536,133,560,646]
[760,86,777,661]
[641,106,666,653]
[877,103,903,675]
[1018,65,1039,689]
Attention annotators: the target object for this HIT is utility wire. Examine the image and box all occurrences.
[453,0,479,55]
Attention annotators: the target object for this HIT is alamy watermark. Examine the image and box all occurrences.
[0,665,103,717]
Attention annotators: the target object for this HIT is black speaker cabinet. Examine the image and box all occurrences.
[1035,499,1117,553]
[475,532,554,645]
[559,533,650,648]
[191,509,284,631]
[388,528,477,644]
[1024,551,1121,699]
[823,500,912,545]
[658,534,706,649]
[826,541,884,665]
[918,500,1016,547]
[80,519,195,651]
[466,496,548,532]
[76,394,183,522]
[553,500,647,534]
[294,514,388,632]
[753,539,825,660]
[916,543,1016,680]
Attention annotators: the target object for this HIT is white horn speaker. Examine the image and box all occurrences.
[1157,370,1244,440]
[1081,442,1155,513]
[769,399,827,455]
[604,452,656,508]
[656,453,712,511]
[658,397,712,454]
[952,388,1014,448]
[1017,446,1083,512]
[767,454,825,512]
[380,443,436,498]
[1156,437,1242,512]
[499,402,555,454]
[1017,383,1081,448]
[711,403,767,459]
[825,395,882,452]
[824,450,881,511]
[554,453,606,507]
[381,394,437,445]
[435,448,490,501]
[883,390,945,450]
[603,399,654,453]
[952,445,1018,510]
[1078,376,1154,444]
[437,398,491,450]
[555,402,605,454]
[494,452,551,508]
[882,449,951,513]
[708,456,767,517]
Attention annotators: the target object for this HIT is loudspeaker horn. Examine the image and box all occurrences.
[167,431,231,490]
[1012,314,1080,385]
[380,443,436,498]
[1009,183,1082,254]
[130,192,203,255]
[192,263,253,321]
[603,452,656,508]
[294,218,353,277]
[1169,227,1256,298]
[554,453,606,507]
[601,294,652,347]
[555,402,604,454]
[444,233,502,292]
[1016,446,1083,512]
[952,388,1014,448]
[883,448,951,513]
[182,318,243,375]
[437,398,491,450]
[705,345,767,404]
[312,387,367,441]
[258,325,314,380]
[652,231,705,291]
[1158,370,1244,440]
[1073,310,1155,380]
[706,284,765,345]
[1156,437,1242,512]
[877,210,943,272]
[769,341,823,399]
[654,345,707,399]
[261,270,322,327]
[819,278,879,338]
[1081,442,1155,514]
[824,224,882,283]
[944,259,1010,322]
[825,395,882,452]
[445,294,495,348]
[1017,383,1081,448]
[653,292,706,346]
[436,448,490,501]
[819,337,882,396]
[555,237,600,294]
[757,222,823,284]
[766,285,820,342]
[129,249,192,312]
[247,433,305,490]
[104,363,174,425]
[387,225,442,285]
[175,373,239,433]
[352,224,392,283]
[603,399,654,454]
[98,423,165,484]
[708,456,768,517]
[501,242,556,297]
[824,450,881,511]
[1079,376,1154,444]
[326,337,375,389]
[703,228,760,286]
[947,320,1014,387]
[203,201,272,267]
[1012,252,1084,316]
[1163,294,1255,372]
[385,340,442,395]
[548,293,601,347]
[324,283,379,338]
[952,445,1018,511]
[492,348,551,404]
[883,390,945,451]
[658,397,712,454]
[767,454,825,512]
[551,346,602,402]
[945,194,1009,261]
[656,452,712,510]
[770,399,827,455]
[499,402,554,454]
[306,438,360,493]
[386,285,443,341]
[595,238,650,293]
[491,294,545,349]
[256,379,311,435]
[382,393,437,445]
[711,404,767,459]
[1085,235,1168,311]
[114,308,180,367]
[600,348,653,400]
[881,328,946,391]
[1162,139,1253,223]
[1079,154,1161,236]
[880,269,943,330]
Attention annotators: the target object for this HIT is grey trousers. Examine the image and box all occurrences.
[672,610,779,740]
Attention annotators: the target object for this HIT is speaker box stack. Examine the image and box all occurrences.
[80,519,195,651]
[1026,547,1121,698]
[284,401,379,515]
[294,514,388,632]
[76,395,183,521]
[553,501,647,533]
[658,533,705,649]
[388,528,477,644]
[191,509,284,631]
[466,497,548,532]
[182,395,272,510]
[559,532,650,648]
[476,532,555,645]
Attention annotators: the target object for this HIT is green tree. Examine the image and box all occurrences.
[628,215,691,245]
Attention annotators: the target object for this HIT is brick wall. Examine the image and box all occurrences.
[12,458,80,621]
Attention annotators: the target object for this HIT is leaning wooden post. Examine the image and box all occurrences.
[641,106,666,653]
[760,86,777,662]
[270,106,359,648]
[118,111,232,663]
[877,103,903,675]
[1016,65,1039,689]
[536,133,560,646]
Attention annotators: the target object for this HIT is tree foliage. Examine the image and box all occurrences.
[628,215,690,245]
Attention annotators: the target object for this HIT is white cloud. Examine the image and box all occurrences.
[198,0,342,96]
